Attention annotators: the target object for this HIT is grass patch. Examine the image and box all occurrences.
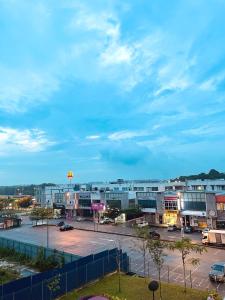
[59,274,220,300]
[0,267,20,284]
[0,246,64,273]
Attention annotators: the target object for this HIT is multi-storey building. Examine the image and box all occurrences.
[35,179,225,229]
[178,191,217,229]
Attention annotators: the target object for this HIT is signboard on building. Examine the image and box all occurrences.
[91,203,105,211]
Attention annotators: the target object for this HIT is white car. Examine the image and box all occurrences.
[99,218,112,224]
[75,216,84,222]
[137,221,149,228]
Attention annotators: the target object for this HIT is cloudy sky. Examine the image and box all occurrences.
[1,0,225,184]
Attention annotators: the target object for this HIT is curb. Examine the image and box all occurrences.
[73,226,136,238]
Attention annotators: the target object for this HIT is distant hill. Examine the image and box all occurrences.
[172,169,225,182]
[0,183,55,196]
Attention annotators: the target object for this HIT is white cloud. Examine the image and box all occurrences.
[138,136,171,150]
[69,6,120,40]
[199,72,225,91]
[86,135,101,140]
[108,130,148,141]
[0,127,54,155]
[182,124,225,136]
[100,44,133,66]
[0,66,59,113]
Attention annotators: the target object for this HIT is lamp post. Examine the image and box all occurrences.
[148,280,159,300]
[47,217,49,248]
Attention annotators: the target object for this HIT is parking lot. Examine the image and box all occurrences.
[0,222,225,296]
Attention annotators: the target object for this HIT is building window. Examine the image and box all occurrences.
[114,187,119,191]
[138,200,156,208]
[134,187,144,191]
[129,199,135,208]
[164,201,178,210]
[217,203,225,210]
[106,200,121,209]
[152,187,158,191]
[183,202,206,211]
[79,199,91,207]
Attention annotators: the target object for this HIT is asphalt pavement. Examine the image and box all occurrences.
[0,221,225,297]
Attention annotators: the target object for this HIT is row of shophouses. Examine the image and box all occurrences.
[35,179,225,229]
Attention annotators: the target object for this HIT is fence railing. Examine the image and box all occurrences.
[0,237,80,263]
[0,247,129,300]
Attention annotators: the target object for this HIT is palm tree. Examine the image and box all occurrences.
[168,238,206,292]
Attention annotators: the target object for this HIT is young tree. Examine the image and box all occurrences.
[47,274,61,300]
[30,208,53,247]
[168,238,206,292]
[147,239,167,300]
[133,225,149,280]
[30,207,53,221]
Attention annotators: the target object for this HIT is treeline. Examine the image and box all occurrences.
[0,183,55,196]
[173,169,225,181]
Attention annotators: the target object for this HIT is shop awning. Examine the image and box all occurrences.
[181,210,206,217]
[141,208,156,213]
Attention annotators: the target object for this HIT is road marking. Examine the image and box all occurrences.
[213,249,221,255]
[89,240,104,245]
[98,238,115,242]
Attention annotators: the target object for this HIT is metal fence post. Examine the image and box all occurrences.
[86,263,88,284]
[102,257,104,276]
[66,271,68,294]
[148,262,150,278]
[42,280,44,300]
[129,257,131,273]
[190,270,192,288]
[167,266,170,283]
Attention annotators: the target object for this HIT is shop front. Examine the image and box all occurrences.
[142,208,156,224]
[180,210,207,229]
[65,192,75,220]
[163,210,179,225]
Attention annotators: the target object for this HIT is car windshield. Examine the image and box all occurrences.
[212,264,224,272]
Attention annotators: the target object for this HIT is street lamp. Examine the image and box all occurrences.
[148,280,159,300]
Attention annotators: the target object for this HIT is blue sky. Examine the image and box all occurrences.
[1,0,225,184]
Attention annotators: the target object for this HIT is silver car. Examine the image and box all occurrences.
[209,262,225,282]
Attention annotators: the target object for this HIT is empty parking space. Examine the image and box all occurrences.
[0,224,225,296]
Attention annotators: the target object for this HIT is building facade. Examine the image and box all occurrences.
[35,179,225,228]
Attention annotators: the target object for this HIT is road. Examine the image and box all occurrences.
[0,222,225,297]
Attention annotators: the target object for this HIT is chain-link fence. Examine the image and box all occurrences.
[0,237,80,263]
[0,248,129,300]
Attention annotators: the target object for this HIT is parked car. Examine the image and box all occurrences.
[167,225,179,232]
[56,221,65,227]
[149,230,160,239]
[59,224,74,231]
[184,226,194,233]
[53,215,61,219]
[137,221,149,228]
[209,262,225,282]
[99,218,112,224]
[75,216,84,222]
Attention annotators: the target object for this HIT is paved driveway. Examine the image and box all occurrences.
[0,223,224,296]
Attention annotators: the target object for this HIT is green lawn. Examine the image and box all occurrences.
[59,274,219,300]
